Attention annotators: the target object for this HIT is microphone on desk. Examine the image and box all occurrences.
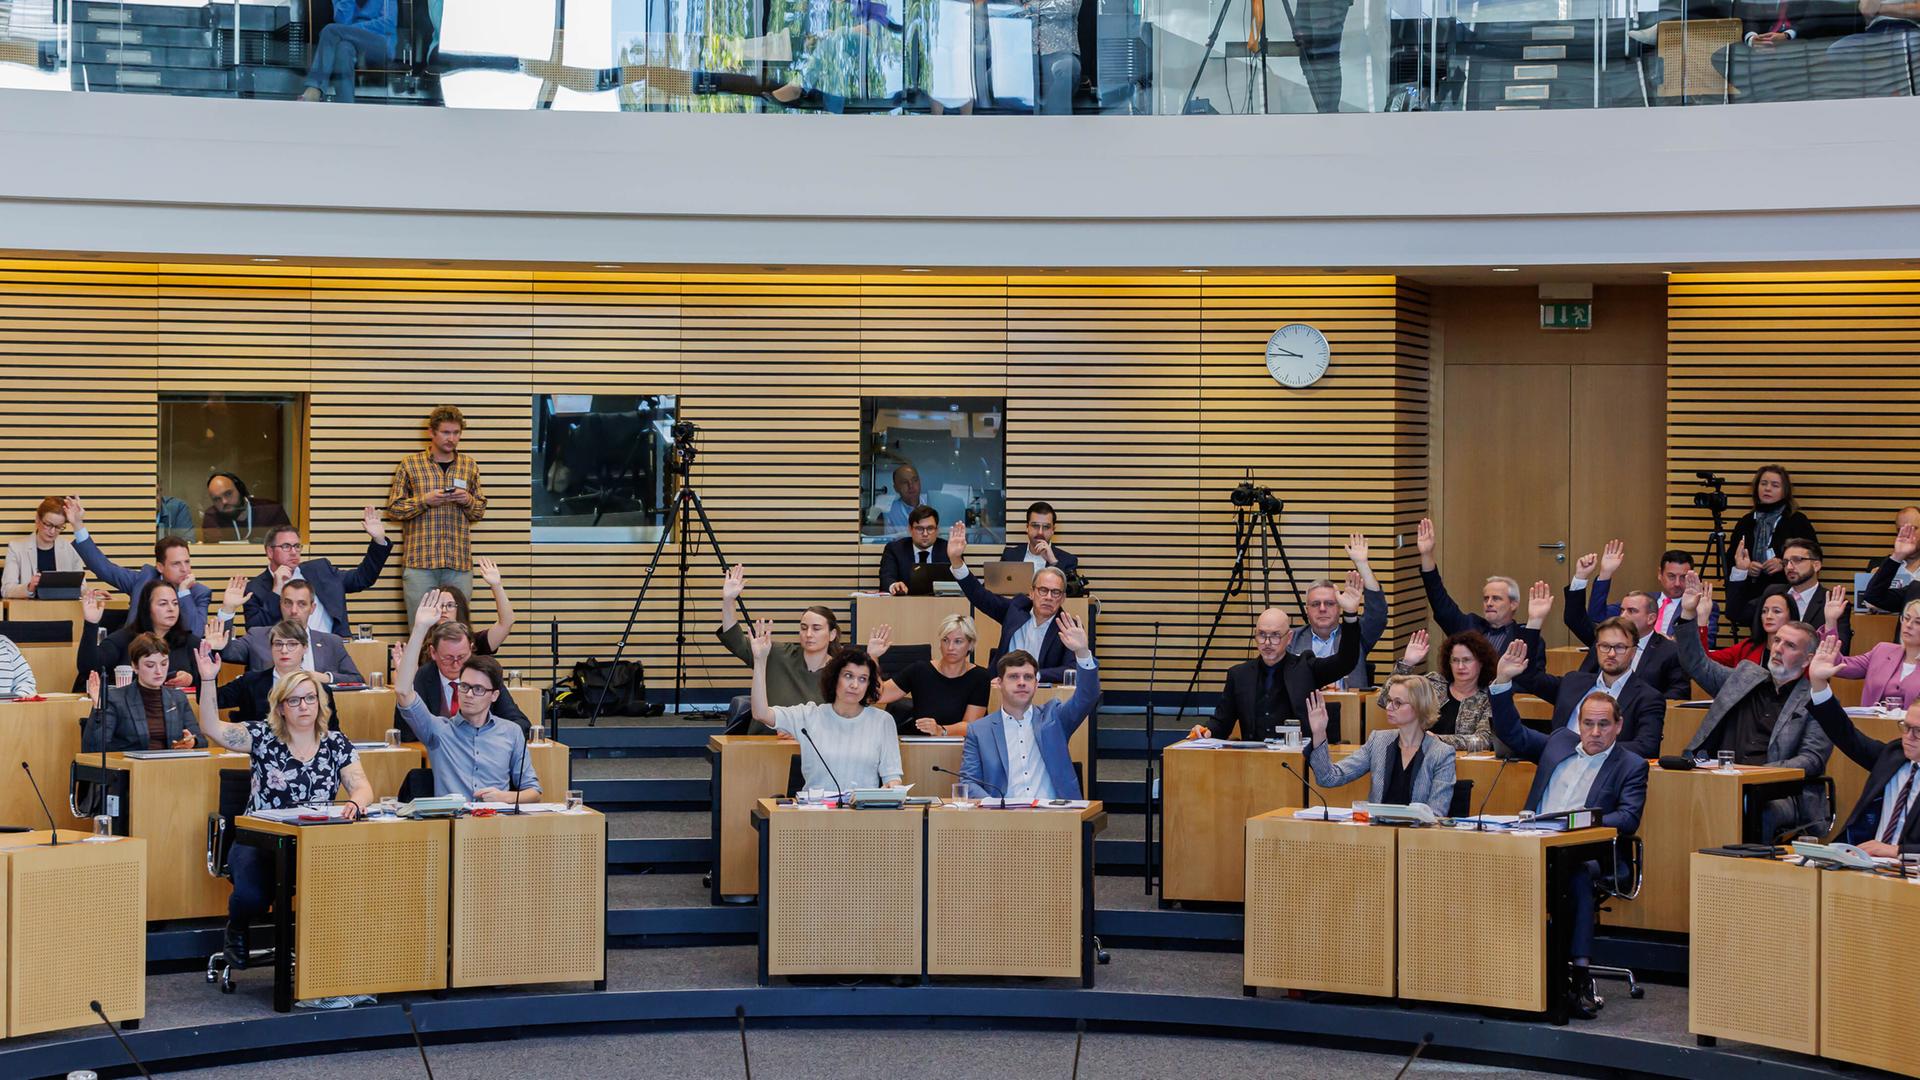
[1275,758,1328,821]
[930,764,1006,804]
[509,726,528,816]
[800,728,847,802]
[90,999,154,1080]
[1392,1032,1433,1080]
[1070,1018,1086,1080]
[400,1001,437,1080]
[1473,755,1511,832]
[736,1004,754,1080]
[20,762,60,845]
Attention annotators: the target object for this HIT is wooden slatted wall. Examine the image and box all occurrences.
[0,259,1429,696]
[1668,271,1920,582]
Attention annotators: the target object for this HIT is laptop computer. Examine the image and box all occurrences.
[35,571,83,600]
[983,561,1034,596]
[905,563,941,596]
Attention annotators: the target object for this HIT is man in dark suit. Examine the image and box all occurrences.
[1489,640,1649,1021]
[948,523,1078,681]
[879,505,949,593]
[239,507,393,634]
[1285,534,1388,691]
[1727,536,1851,651]
[1558,562,1691,701]
[1414,517,1532,664]
[997,500,1079,578]
[215,578,364,681]
[1806,637,1920,855]
[1514,582,1667,758]
[1577,541,1719,652]
[1184,592,1364,743]
[396,621,530,740]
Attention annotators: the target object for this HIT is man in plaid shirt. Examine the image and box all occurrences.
[387,405,487,616]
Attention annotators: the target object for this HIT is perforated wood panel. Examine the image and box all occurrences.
[1244,816,1395,996]
[766,808,922,975]
[1820,870,1919,1075]
[1688,853,1819,1054]
[1398,830,1545,1011]
[295,821,449,999]
[451,812,605,988]
[8,836,146,1036]
[927,809,1082,977]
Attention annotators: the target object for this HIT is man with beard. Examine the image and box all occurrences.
[1512,582,1670,758]
[1728,536,1851,651]
[202,472,292,544]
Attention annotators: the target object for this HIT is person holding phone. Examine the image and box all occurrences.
[387,405,487,618]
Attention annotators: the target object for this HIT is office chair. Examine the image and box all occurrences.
[1588,835,1646,999]
[205,769,271,993]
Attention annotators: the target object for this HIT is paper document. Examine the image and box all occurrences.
[1292,806,1356,821]
[1450,814,1520,829]
[249,805,348,823]
[465,801,569,813]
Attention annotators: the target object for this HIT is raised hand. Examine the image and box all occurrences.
[390,641,406,676]
[363,504,387,542]
[1807,635,1842,686]
[1895,523,1919,563]
[722,564,746,602]
[1304,690,1329,743]
[1681,571,1703,618]
[1403,629,1429,668]
[195,640,222,682]
[1415,518,1436,556]
[1527,580,1554,625]
[866,623,893,660]
[477,556,502,588]
[85,670,101,708]
[223,574,247,612]
[414,589,445,629]
[1337,572,1363,614]
[1345,532,1370,565]
[1733,538,1754,574]
[1573,551,1598,580]
[1598,539,1626,579]
[748,618,775,661]
[1824,584,1849,628]
[946,521,967,566]
[62,496,84,528]
[1495,639,1530,684]
[1699,576,1715,616]
[1057,610,1090,655]
[203,616,230,652]
[81,588,108,624]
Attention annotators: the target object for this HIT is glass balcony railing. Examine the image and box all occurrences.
[1,0,1914,113]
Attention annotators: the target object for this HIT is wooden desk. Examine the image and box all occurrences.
[1243,811,1396,997]
[1546,646,1588,676]
[755,800,922,981]
[850,594,972,645]
[1827,712,1902,831]
[1689,853,1820,1056]
[1662,701,1709,759]
[0,830,146,1036]
[1399,825,1617,1020]
[926,803,1103,983]
[1820,867,1920,1076]
[0,695,90,831]
[1162,745,1299,903]
[74,751,241,920]
[899,738,963,797]
[332,688,398,744]
[1603,764,1804,933]
[529,739,569,800]
[508,685,541,720]
[344,639,389,685]
[352,745,425,801]
[1455,754,1538,816]
[237,815,450,1012]
[450,809,605,990]
[1853,613,1897,653]
[709,736,797,900]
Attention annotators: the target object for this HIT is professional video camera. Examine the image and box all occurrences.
[668,420,699,475]
[1691,471,1728,515]
[1230,481,1284,516]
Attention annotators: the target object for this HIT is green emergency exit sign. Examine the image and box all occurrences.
[1540,303,1592,330]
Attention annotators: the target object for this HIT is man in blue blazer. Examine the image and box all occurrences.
[63,497,213,630]
[997,500,1079,579]
[1513,582,1667,758]
[1490,639,1650,1022]
[238,507,392,633]
[949,522,1081,681]
[960,611,1097,801]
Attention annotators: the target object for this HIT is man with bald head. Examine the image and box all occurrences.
[883,464,926,535]
[1187,581,1363,743]
[949,523,1083,681]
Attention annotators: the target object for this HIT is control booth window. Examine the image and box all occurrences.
[861,397,1005,544]
[533,394,677,543]
[157,393,305,544]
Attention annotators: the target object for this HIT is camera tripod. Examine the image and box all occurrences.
[1173,482,1308,728]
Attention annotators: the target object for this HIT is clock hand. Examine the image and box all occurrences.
[1270,348,1303,359]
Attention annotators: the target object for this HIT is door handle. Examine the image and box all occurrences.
[1540,541,1566,563]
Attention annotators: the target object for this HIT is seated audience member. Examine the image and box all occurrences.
[882,464,926,534]
[1729,536,1851,650]
[78,581,199,691]
[1825,598,1920,710]
[1723,463,1817,590]
[430,558,515,655]
[1288,534,1388,690]
[1806,637,1920,855]
[395,620,534,741]
[748,620,900,792]
[1186,593,1363,742]
[215,578,363,681]
[1514,582,1668,759]
[1579,540,1717,648]
[715,564,889,732]
[234,509,391,632]
[876,614,990,736]
[960,613,1099,800]
[207,619,339,728]
[1415,517,1527,657]
[950,523,1086,681]
[1561,552,1691,700]
[879,505,949,593]
[0,630,34,696]
[394,592,540,803]
[193,645,370,978]
[1488,640,1648,1021]
[1826,0,1920,91]
[1673,574,1833,840]
[3,496,82,599]
[1384,629,1496,753]
[201,472,293,545]
[156,490,195,541]
[299,0,397,104]
[65,496,212,629]
[1710,587,1793,667]
[999,501,1080,577]
[1862,520,1920,614]
[1308,684,1455,815]
[81,633,201,752]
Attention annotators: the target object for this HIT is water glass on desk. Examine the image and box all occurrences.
[564,789,584,811]
[1059,669,1076,691]
[384,727,402,749]
[1716,750,1737,774]
[528,724,548,746]
[370,671,386,690]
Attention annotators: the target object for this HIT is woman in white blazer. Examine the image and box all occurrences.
[1306,680,1457,816]
[3,497,83,599]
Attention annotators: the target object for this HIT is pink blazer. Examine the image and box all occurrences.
[1837,642,1920,708]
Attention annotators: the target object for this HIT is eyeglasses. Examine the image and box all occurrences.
[455,682,495,697]
[269,542,302,553]
[1385,698,1412,710]
[271,639,304,650]
[1900,723,1920,737]
[1032,587,1065,599]
[1783,556,1814,566]
[1254,632,1286,643]
[283,693,318,708]
[1594,642,1633,654]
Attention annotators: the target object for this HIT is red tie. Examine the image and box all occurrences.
[445,681,458,717]
[1769,0,1789,33]
[1882,766,1917,845]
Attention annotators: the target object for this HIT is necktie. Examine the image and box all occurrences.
[1882,766,1918,844]
[445,681,458,717]
[918,550,928,565]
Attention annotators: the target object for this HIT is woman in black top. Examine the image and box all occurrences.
[77,580,200,692]
[876,614,991,736]
[1725,463,1818,589]
[434,557,514,656]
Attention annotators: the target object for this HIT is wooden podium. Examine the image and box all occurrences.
[1243,812,1395,997]
[850,594,972,645]
[75,751,239,920]
[1,696,91,832]
[344,639,389,685]
[1689,853,1820,1055]
[451,810,605,989]
[1820,867,1920,1076]
[709,736,799,900]
[333,688,399,743]
[755,801,923,980]
[1,831,146,1036]
[927,803,1103,983]
[1603,764,1804,933]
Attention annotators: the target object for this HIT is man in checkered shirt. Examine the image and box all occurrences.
[387,405,487,616]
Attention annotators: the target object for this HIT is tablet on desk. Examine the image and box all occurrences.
[34,571,83,600]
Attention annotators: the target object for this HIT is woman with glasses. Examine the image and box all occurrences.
[432,557,514,655]
[1819,596,1920,711]
[203,619,339,729]
[3,496,82,599]
[1308,683,1456,816]
[1382,628,1496,753]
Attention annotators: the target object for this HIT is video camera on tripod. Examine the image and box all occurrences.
[667,420,699,476]
[1691,471,1728,515]
[1230,481,1283,516]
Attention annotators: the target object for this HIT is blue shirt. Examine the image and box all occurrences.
[398,696,539,800]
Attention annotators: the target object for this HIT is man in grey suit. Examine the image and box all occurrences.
[213,576,364,682]
[1286,534,1388,690]
[1673,573,1832,841]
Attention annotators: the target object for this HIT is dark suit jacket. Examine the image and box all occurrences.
[1210,623,1361,742]
[878,537,950,590]
[82,683,202,752]
[1421,568,1535,669]
[998,543,1079,578]
[1582,579,1719,652]
[218,625,363,681]
[955,568,1072,680]
[75,625,201,694]
[1286,587,1387,689]
[1489,686,1650,836]
[240,539,393,630]
[216,668,340,729]
[1514,628,1668,759]
[1861,557,1920,616]
[1808,693,1920,853]
[1727,578,1851,652]
[1558,589,1691,701]
[397,665,531,741]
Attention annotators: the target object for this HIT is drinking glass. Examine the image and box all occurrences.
[384,728,402,748]
[564,789,584,811]
[370,671,386,690]
[1059,668,1076,690]
[355,624,372,642]
[528,724,549,746]
[1716,750,1737,774]
[113,665,133,688]
[93,814,113,837]
[379,796,399,817]
[950,782,977,807]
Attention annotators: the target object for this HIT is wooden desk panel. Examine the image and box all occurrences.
[0,696,90,831]
[927,805,1097,978]
[1162,745,1301,903]
[1604,765,1803,933]
[508,685,541,720]
[1827,714,1901,833]
[1663,701,1709,759]
[1455,755,1538,816]
[900,738,961,797]
[1853,613,1897,653]
[761,801,921,976]
[17,645,77,699]
[344,639,389,685]
[352,745,424,801]
[1244,812,1395,996]
[78,752,240,920]
[333,688,398,744]
[710,736,797,898]
[851,594,972,645]
[1293,745,1371,809]
[1546,646,1588,676]
[451,810,605,988]
[1399,826,1614,1013]
[1688,853,1819,1056]
[530,740,569,800]
[3,830,146,1036]
[1820,868,1920,1076]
